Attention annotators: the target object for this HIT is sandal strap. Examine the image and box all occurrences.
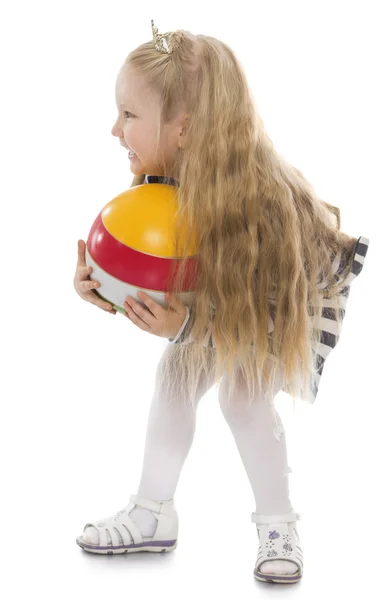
[129,494,175,517]
[84,508,144,547]
[116,511,143,546]
[251,511,301,524]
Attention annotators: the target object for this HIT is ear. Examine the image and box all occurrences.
[179,113,190,148]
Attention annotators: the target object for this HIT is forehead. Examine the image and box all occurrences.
[115,67,155,109]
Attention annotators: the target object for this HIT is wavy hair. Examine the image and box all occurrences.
[120,28,358,409]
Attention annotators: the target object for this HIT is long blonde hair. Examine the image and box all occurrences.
[121,28,358,408]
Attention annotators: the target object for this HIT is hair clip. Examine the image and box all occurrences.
[151,19,172,55]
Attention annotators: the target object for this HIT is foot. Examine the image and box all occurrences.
[259,558,298,575]
[257,520,300,574]
[83,506,158,545]
[253,514,303,580]
[77,494,179,555]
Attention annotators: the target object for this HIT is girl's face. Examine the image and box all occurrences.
[111,66,187,176]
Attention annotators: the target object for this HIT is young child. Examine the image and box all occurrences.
[74,20,370,584]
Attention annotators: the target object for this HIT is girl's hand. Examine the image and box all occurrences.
[73,239,116,314]
[123,291,187,339]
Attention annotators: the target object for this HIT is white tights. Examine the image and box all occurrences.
[135,345,294,517]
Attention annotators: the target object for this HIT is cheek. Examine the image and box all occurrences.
[123,123,138,144]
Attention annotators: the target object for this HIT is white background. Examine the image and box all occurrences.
[1,1,376,597]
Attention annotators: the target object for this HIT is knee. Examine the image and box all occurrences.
[218,375,258,426]
[218,367,284,427]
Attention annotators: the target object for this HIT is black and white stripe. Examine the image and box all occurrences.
[145,175,370,401]
[306,235,369,402]
[170,234,370,403]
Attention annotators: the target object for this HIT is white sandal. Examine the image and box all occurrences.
[251,511,303,583]
[76,494,178,555]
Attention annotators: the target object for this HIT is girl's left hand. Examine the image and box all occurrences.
[123,291,187,339]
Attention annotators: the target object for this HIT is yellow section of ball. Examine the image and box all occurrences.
[102,183,197,257]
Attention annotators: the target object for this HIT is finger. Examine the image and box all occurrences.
[77,239,87,267]
[136,292,162,319]
[80,279,100,292]
[124,303,151,331]
[89,288,115,312]
[78,265,92,278]
[103,306,117,314]
[126,299,154,327]
[95,298,116,312]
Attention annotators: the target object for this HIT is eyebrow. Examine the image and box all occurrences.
[120,107,137,117]
[120,102,136,109]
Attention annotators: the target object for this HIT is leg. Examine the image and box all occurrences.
[218,358,298,576]
[218,357,293,515]
[131,343,218,534]
[81,344,217,547]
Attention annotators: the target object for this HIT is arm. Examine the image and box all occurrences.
[168,305,192,344]
[168,304,215,346]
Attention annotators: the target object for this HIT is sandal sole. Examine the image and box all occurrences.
[76,535,177,555]
[254,568,302,584]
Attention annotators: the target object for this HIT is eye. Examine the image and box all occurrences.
[123,111,132,119]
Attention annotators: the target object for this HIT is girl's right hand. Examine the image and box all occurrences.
[73,239,117,314]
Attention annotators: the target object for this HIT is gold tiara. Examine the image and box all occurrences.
[151,19,172,55]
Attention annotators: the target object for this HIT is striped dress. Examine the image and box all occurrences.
[144,175,370,403]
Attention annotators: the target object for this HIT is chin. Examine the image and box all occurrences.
[129,160,143,173]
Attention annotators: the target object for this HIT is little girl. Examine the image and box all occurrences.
[74,21,370,584]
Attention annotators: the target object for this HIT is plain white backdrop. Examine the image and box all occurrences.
[1,1,375,598]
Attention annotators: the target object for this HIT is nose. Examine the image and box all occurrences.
[111,119,122,138]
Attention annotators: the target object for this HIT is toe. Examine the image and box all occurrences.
[82,526,99,545]
[260,559,298,575]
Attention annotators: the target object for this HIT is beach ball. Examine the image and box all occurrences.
[85,183,198,315]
